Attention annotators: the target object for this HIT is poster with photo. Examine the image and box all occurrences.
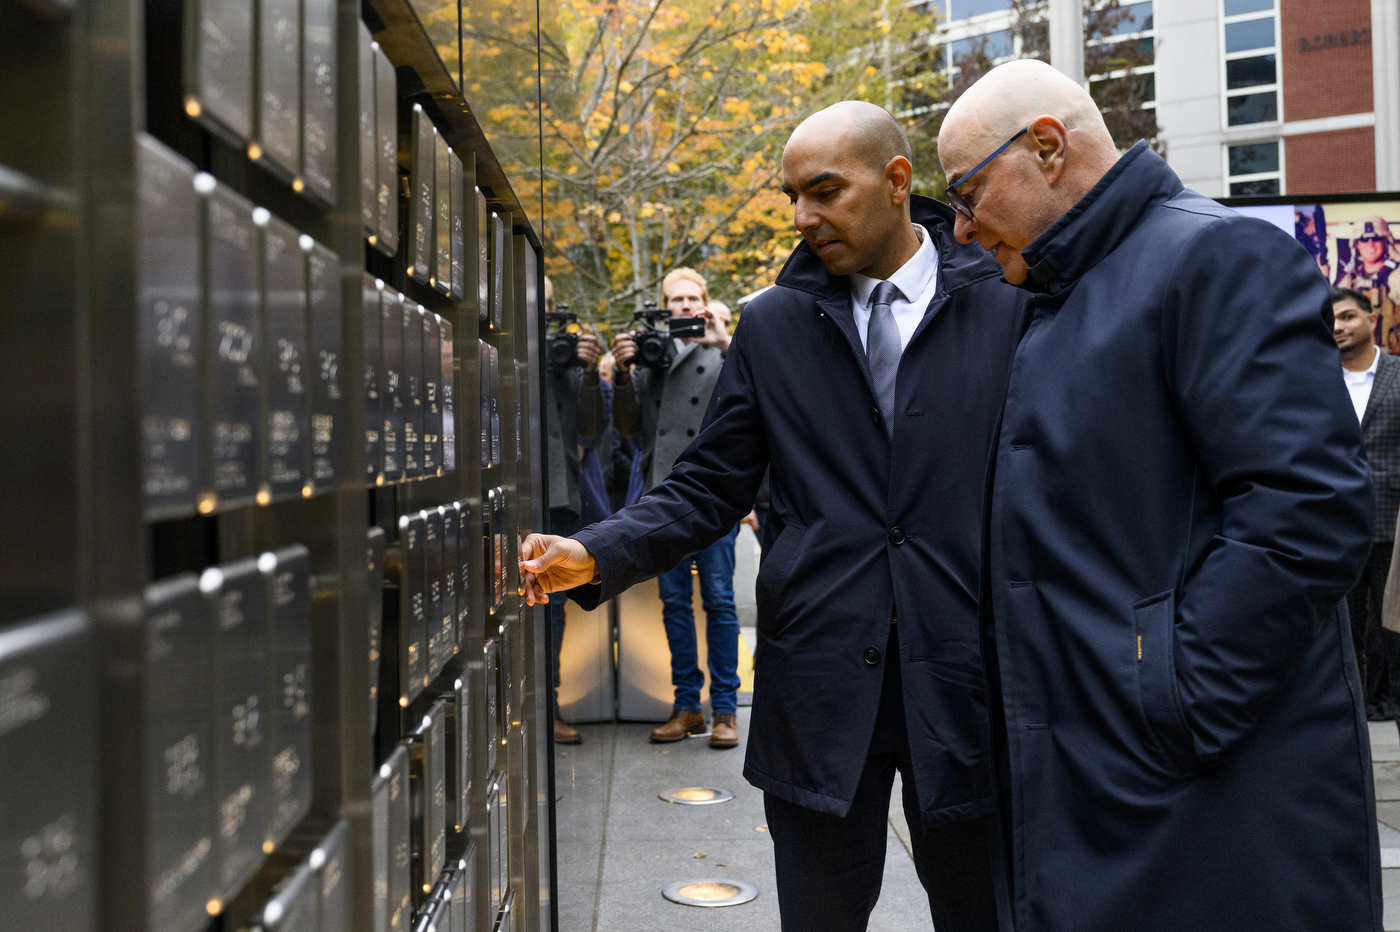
[1232,200,1400,352]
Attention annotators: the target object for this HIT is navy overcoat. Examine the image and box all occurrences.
[987,142,1380,930]
[572,197,1032,826]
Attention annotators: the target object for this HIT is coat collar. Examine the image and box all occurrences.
[1017,141,1184,297]
[773,195,1005,300]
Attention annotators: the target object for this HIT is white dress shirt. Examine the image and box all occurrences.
[1344,347,1380,423]
[849,223,940,353]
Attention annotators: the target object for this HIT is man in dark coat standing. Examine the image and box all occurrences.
[519,101,1030,931]
[938,59,1379,931]
[1335,285,1400,718]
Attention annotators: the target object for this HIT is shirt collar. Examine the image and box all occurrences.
[850,224,936,308]
[1345,347,1382,379]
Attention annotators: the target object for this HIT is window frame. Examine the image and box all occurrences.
[1218,0,1280,130]
[1223,137,1285,196]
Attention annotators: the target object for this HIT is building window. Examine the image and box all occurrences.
[949,0,1011,18]
[1220,0,1279,127]
[950,28,1015,65]
[1226,139,1282,195]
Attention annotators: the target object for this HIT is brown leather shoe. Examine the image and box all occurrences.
[554,718,582,745]
[710,714,739,749]
[650,709,707,743]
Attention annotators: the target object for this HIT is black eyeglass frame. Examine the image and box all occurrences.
[945,126,1029,220]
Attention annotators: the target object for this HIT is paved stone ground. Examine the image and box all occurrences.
[554,708,930,932]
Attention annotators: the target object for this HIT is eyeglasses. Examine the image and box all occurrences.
[945,127,1028,220]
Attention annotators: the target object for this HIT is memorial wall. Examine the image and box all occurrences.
[0,0,555,930]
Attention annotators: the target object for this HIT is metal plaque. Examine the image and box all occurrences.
[371,762,390,932]
[489,213,505,332]
[440,505,458,650]
[301,0,337,205]
[258,211,308,503]
[453,501,470,637]
[306,238,342,490]
[395,512,427,699]
[202,558,270,904]
[439,317,455,473]
[0,611,96,932]
[255,0,301,183]
[381,287,404,482]
[423,508,446,680]
[489,345,500,467]
[484,775,503,916]
[475,188,488,321]
[402,299,423,479]
[138,137,202,520]
[368,526,386,735]
[202,182,261,511]
[422,312,441,476]
[433,132,451,295]
[409,106,434,284]
[447,670,472,832]
[260,861,317,932]
[408,701,447,906]
[449,150,464,299]
[359,23,377,238]
[143,576,218,932]
[384,746,412,932]
[314,822,351,932]
[364,275,383,486]
[185,0,254,143]
[373,44,399,257]
[261,545,312,848]
[482,639,498,774]
[452,847,473,932]
[478,341,489,469]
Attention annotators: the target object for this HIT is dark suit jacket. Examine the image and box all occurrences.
[986,142,1375,931]
[1362,351,1400,541]
[571,197,1031,827]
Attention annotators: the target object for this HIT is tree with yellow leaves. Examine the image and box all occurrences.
[515,0,938,333]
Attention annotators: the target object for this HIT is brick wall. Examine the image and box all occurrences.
[1279,0,1374,123]
[1285,127,1375,194]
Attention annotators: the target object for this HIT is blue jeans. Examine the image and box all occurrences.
[656,526,741,715]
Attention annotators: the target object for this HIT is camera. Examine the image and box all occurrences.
[546,305,585,370]
[629,301,706,369]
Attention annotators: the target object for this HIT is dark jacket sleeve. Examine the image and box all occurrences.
[612,366,644,439]
[577,368,604,442]
[1163,214,1373,763]
[570,317,769,608]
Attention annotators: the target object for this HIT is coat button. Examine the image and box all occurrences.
[691,396,700,404]
[864,647,881,666]
[869,407,881,427]
[889,526,905,545]
[697,365,705,374]
[686,428,695,437]
[658,428,667,437]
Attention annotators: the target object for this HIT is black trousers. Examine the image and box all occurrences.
[764,626,1000,932]
[1346,540,1400,717]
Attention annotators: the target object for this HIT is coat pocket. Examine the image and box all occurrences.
[1133,591,1195,766]
[754,524,805,634]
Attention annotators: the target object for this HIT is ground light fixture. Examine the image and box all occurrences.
[662,879,759,908]
[658,787,734,805]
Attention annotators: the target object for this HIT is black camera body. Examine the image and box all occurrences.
[630,301,706,369]
[546,306,585,370]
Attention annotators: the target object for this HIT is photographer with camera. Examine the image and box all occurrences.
[610,268,743,749]
[543,278,604,745]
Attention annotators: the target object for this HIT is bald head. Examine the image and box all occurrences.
[941,60,1112,171]
[788,100,912,174]
[936,60,1123,284]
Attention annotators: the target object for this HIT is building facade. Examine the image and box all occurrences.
[928,0,1400,196]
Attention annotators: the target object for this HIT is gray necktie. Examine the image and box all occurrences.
[867,280,901,439]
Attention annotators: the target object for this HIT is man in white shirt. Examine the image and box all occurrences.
[1336,285,1400,718]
